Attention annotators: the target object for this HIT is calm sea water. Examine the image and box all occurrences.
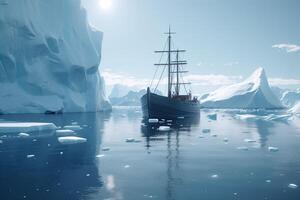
[0,107,300,200]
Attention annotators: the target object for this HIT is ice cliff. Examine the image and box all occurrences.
[200,68,283,109]
[0,0,111,114]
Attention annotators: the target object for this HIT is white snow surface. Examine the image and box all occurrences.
[0,0,111,114]
[289,102,300,114]
[0,122,57,133]
[201,68,283,109]
[281,90,300,108]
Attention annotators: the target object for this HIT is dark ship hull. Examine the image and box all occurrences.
[141,89,200,118]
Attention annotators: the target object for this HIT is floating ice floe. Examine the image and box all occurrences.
[102,147,110,151]
[266,180,271,183]
[211,174,219,179]
[71,122,78,125]
[223,138,229,142]
[18,132,30,137]
[288,183,298,189]
[27,154,35,158]
[0,140,3,144]
[148,119,159,123]
[158,126,171,132]
[58,136,87,145]
[96,154,105,158]
[211,134,218,137]
[177,116,185,119]
[166,120,173,123]
[244,139,256,143]
[237,146,249,151]
[125,138,135,142]
[55,129,75,136]
[207,113,217,121]
[268,146,279,152]
[202,129,211,133]
[63,125,82,131]
[0,122,57,133]
[124,165,130,168]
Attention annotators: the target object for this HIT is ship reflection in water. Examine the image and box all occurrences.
[0,107,300,200]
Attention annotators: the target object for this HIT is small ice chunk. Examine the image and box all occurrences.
[177,116,184,119]
[27,154,35,158]
[58,136,87,145]
[244,139,256,143]
[237,146,249,151]
[134,139,142,143]
[148,119,159,123]
[202,129,211,133]
[71,122,78,125]
[268,146,279,152]
[0,140,3,144]
[211,134,217,137]
[207,113,217,121]
[124,165,130,168]
[288,183,298,189]
[211,174,219,179]
[55,129,75,136]
[63,125,82,131]
[102,147,110,151]
[223,138,229,142]
[125,138,135,143]
[166,120,172,123]
[158,126,171,132]
[18,132,30,137]
[266,180,271,183]
[86,173,90,177]
[96,154,105,158]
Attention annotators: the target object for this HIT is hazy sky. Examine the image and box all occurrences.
[82,0,300,94]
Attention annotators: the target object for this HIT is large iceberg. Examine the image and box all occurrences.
[280,89,300,108]
[0,0,111,114]
[200,68,283,109]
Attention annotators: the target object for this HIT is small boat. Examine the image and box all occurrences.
[141,27,200,118]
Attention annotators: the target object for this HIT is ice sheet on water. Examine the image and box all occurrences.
[148,119,159,123]
[58,136,87,145]
[288,183,298,189]
[0,122,57,133]
[244,139,256,143]
[158,126,171,132]
[268,146,279,152]
[55,129,75,136]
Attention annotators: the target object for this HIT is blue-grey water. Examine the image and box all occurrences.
[0,107,300,200]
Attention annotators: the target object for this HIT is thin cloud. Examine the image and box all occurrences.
[269,78,300,86]
[272,44,300,53]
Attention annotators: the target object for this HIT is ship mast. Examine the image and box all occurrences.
[154,27,188,99]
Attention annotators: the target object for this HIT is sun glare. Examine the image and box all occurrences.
[99,0,112,10]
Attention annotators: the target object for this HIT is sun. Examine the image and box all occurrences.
[99,0,112,10]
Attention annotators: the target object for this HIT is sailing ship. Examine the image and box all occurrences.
[141,27,201,118]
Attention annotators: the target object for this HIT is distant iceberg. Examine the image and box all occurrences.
[280,90,300,108]
[0,0,111,114]
[200,68,283,109]
[289,102,300,114]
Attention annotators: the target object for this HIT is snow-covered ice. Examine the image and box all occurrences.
[201,68,283,109]
[0,0,111,114]
[268,146,279,152]
[288,184,298,189]
[158,126,171,132]
[0,122,56,133]
[58,136,87,145]
[55,129,75,136]
[148,119,159,123]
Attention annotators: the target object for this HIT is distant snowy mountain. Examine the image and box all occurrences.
[110,89,162,106]
[110,90,146,106]
[280,90,300,108]
[201,68,284,109]
[0,0,111,114]
[109,84,140,98]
